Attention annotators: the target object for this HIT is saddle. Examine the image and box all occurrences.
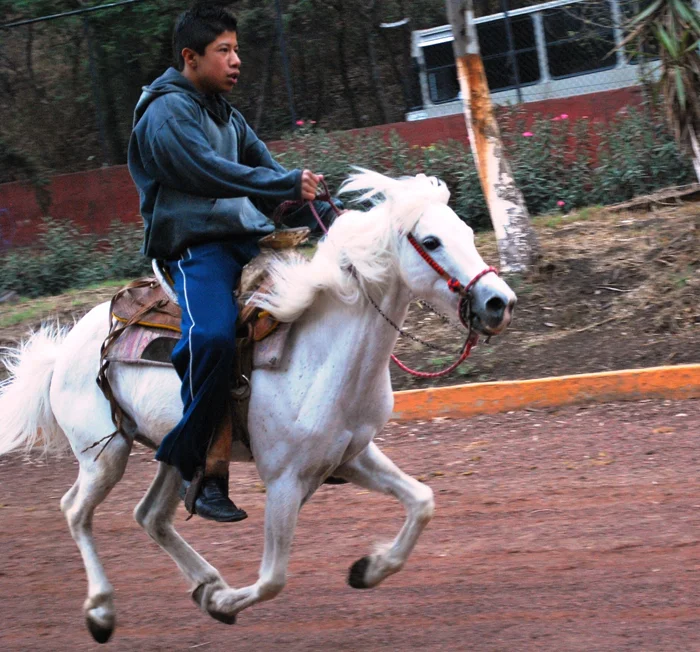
[96,227,309,461]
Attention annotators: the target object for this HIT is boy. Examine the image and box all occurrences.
[128,4,335,522]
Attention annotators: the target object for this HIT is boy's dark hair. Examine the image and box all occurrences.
[173,4,238,70]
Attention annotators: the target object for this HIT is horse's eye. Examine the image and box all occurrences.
[422,236,441,251]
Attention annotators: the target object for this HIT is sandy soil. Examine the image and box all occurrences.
[1,398,699,651]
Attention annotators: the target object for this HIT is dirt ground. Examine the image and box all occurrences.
[1,398,699,651]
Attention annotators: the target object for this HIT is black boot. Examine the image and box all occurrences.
[180,475,248,523]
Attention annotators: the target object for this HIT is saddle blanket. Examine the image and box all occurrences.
[105,321,291,370]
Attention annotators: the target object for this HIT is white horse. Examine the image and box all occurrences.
[0,171,515,643]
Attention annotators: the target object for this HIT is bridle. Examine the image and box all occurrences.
[406,233,498,331]
[277,180,499,378]
[390,233,498,378]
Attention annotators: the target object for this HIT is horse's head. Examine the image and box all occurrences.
[341,170,516,338]
[398,187,516,337]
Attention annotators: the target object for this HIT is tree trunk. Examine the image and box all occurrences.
[312,50,327,124]
[445,0,539,272]
[367,1,390,124]
[688,125,700,183]
[379,27,412,113]
[254,43,276,132]
[93,32,125,163]
[336,3,362,128]
[398,0,415,110]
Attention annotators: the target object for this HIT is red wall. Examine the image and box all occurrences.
[0,86,643,250]
[268,87,644,152]
[0,165,140,249]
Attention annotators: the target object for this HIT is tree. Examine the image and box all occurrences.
[622,0,700,181]
[444,0,539,272]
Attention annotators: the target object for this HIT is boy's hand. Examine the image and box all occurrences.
[301,170,323,201]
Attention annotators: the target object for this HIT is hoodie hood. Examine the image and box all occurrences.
[133,67,232,127]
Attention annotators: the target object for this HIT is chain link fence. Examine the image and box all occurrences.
[409,0,659,120]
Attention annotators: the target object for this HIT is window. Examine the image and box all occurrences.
[420,13,539,103]
[543,3,617,78]
[477,15,540,91]
[423,42,460,103]
[474,0,544,19]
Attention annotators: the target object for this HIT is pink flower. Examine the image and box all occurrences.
[310,120,317,125]
[522,131,533,137]
[557,200,566,207]
[553,116,561,121]
[296,120,305,126]
[560,113,569,119]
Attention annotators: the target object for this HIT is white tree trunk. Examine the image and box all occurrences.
[445,0,538,272]
[688,126,700,183]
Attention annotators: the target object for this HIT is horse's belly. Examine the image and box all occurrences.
[111,364,183,444]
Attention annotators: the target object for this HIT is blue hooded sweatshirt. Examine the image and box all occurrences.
[128,67,302,260]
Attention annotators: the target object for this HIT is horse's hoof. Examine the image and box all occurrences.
[348,556,372,589]
[86,616,114,644]
[192,582,237,625]
[208,610,237,626]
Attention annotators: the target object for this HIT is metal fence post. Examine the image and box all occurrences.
[500,0,523,103]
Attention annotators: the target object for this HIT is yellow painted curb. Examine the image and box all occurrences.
[392,364,700,421]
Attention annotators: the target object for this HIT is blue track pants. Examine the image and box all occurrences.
[155,238,259,481]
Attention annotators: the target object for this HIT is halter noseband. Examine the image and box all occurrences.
[406,232,498,329]
[392,230,499,378]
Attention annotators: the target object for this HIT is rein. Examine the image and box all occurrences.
[277,181,498,378]
[398,234,497,378]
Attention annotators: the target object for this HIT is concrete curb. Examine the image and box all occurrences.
[391,364,700,421]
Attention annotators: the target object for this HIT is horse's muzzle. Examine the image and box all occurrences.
[466,290,517,336]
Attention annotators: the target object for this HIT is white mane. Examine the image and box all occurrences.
[253,170,450,322]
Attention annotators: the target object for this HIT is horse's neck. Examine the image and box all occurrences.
[298,276,410,384]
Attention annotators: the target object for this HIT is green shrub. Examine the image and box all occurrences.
[0,219,149,297]
[276,103,695,226]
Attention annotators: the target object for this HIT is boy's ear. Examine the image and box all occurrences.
[181,47,198,69]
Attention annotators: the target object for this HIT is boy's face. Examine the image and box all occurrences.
[182,31,240,95]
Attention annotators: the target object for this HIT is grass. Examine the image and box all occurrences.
[0,279,129,330]
[531,205,606,229]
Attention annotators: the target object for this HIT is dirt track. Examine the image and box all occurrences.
[1,399,699,651]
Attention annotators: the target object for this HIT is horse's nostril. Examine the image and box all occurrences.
[485,296,506,316]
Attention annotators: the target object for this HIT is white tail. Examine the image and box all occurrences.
[0,324,70,457]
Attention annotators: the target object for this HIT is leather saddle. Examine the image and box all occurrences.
[110,226,311,347]
[96,228,309,455]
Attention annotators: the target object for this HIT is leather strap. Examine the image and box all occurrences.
[97,279,168,437]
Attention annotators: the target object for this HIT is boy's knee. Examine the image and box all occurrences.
[204,327,237,353]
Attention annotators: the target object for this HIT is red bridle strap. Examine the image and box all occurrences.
[406,232,498,296]
[389,232,499,378]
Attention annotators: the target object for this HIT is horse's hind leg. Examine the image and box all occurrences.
[61,434,131,643]
[134,462,234,622]
[335,441,434,589]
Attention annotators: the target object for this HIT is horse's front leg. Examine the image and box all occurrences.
[197,474,305,618]
[335,441,435,589]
